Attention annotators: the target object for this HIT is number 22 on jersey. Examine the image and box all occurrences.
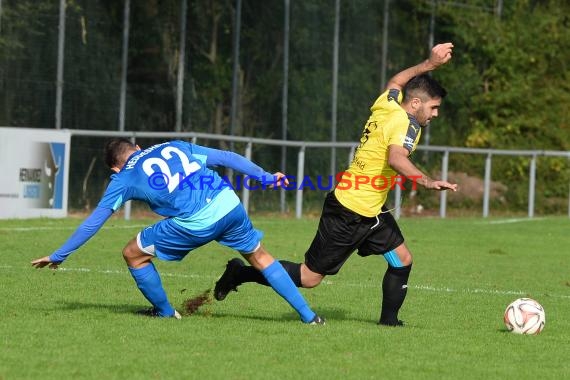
[142,146,201,193]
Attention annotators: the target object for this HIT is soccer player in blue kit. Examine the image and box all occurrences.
[31,138,324,324]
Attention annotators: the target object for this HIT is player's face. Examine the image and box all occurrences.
[415,97,442,127]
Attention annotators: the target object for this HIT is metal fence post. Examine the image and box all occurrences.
[280,0,290,214]
[483,153,492,217]
[124,135,135,221]
[295,146,305,219]
[528,154,536,218]
[229,0,242,151]
[55,0,66,130]
[440,149,449,218]
[330,0,340,177]
[175,0,188,132]
[242,141,252,213]
[119,0,130,132]
[394,183,402,220]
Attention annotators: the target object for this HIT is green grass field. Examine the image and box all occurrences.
[1,216,569,379]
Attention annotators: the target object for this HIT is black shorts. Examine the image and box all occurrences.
[304,191,405,275]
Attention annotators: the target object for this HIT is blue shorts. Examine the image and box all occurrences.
[136,204,263,261]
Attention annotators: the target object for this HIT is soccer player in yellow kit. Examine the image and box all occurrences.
[215,42,458,326]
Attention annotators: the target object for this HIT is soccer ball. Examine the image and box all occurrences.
[503,298,545,335]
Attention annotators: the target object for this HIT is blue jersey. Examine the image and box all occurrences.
[98,140,274,229]
[49,141,275,263]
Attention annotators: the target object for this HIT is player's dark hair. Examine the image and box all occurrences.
[403,74,447,102]
[104,138,136,168]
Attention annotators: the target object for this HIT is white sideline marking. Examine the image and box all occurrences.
[479,218,545,225]
[12,264,570,300]
[56,266,208,280]
[322,280,570,299]
[412,284,529,297]
[0,224,148,232]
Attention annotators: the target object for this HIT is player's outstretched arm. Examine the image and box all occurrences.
[385,42,454,92]
[30,206,113,269]
[190,144,284,187]
[388,145,458,192]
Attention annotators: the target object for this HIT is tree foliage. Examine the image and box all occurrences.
[0,0,569,211]
[428,0,570,210]
[435,0,570,150]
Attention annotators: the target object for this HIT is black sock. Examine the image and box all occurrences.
[280,261,302,287]
[236,260,302,287]
[379,264,412,324]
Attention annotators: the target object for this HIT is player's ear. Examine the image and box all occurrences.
[411,97,422,110]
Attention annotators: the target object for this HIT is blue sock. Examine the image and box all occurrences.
[261,261,316,323]
[128,262,175,317]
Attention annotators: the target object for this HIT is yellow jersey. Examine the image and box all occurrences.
[334,88,422,217]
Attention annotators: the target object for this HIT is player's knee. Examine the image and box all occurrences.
[397,244,413,264]
[122,240,148,267]
[242,245,274,271]
[122,246,135,265]
[300,264,324,288]
[400,252,413,266]
[302,277,322,288]
[122,243,134,260]
[384,248,413,268]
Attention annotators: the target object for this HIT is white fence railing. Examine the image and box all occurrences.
[67,129,570,220]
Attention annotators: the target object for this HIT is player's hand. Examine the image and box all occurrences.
[428,42,454,68]
[428,180,458,192]
[270,172,289,188]
[31,256,60,270]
